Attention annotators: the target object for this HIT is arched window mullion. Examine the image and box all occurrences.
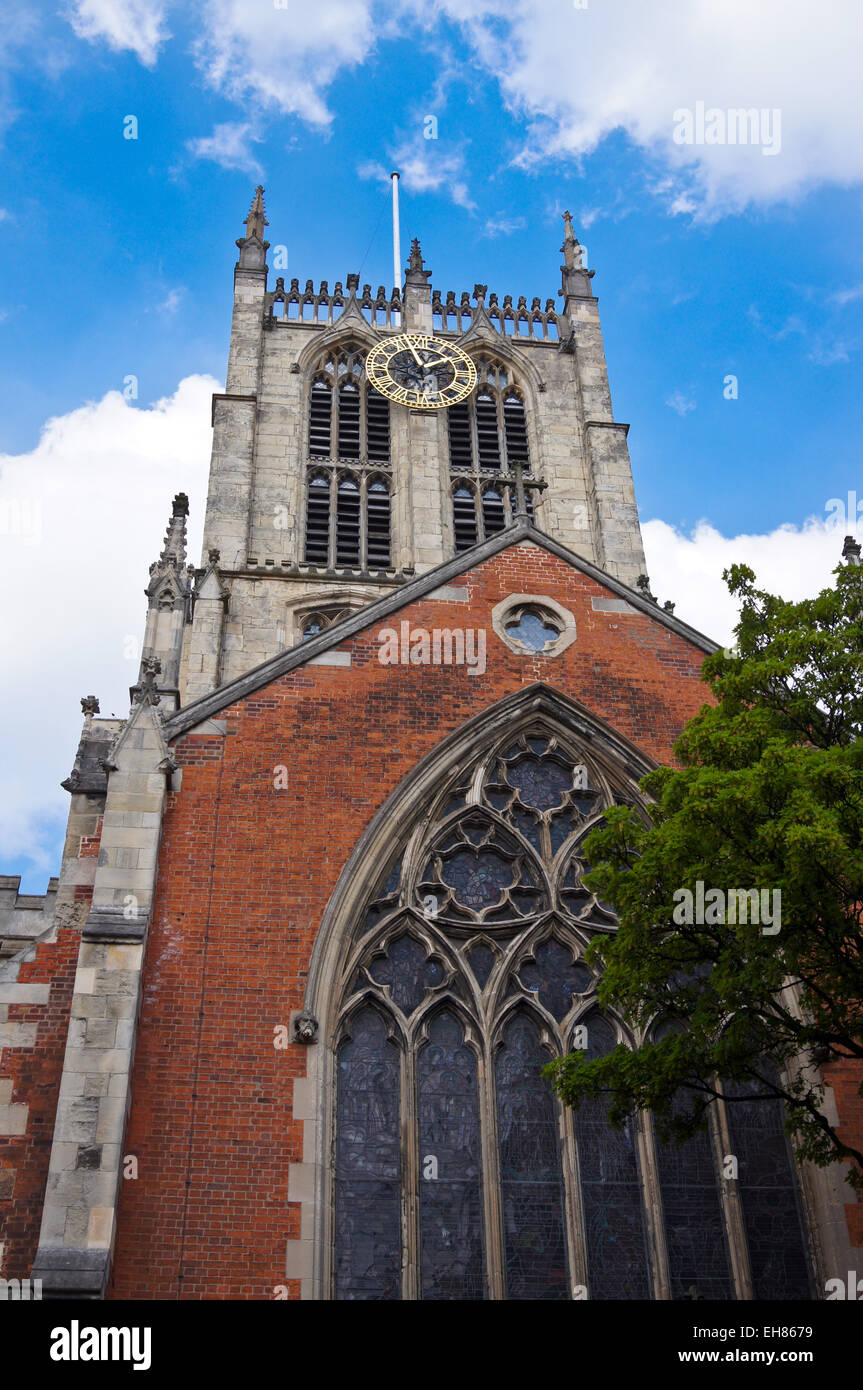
[328,471,337,568]
[359,473,368,572]
[561,1089,590,1297]
[633,1107,672,1300]
[359,369,369,462]
[480,1034,506,1300]
[329,374,338,462]
[711,1076,758,1300]
[402,1026,420,1301]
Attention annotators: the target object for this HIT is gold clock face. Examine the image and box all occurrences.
[366,333,477,409]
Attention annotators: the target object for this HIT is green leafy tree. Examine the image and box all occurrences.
[546,559,863,1187]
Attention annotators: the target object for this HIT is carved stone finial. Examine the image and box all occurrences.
[208,548,221,566]
[473,283,488,304]
[131,656,162,706]
[561,211,585,270]
[81,696,100,718]
[842,534,861,565]
[159,492,189,567]
[635,574,658,603]
[293,1012,318,1044]
[244,185,268,242]
[663,599,676,614]
[346,272,360,294]
[404,238,432,286]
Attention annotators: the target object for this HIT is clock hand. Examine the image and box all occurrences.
[406,342,424,365]
[422,356,452,368]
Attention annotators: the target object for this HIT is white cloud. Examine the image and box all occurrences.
[828,284,863,308]
[157,287,183,315]
[0,375,216,884]
[808,336,854,367]
[665,390,696,417]
[481,215,526,237]
[360,141,477,211]
[643,516,855,647]
[60,2,863,217]
[192,0,376,126]
[67,0,169,67]
[434,0,863,215]
[186,120,264,176]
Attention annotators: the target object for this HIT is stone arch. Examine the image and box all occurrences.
[303,683,654,1024]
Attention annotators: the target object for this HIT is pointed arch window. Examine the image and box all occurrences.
[448,361,531,477]
[448,361,537,549]
[304,472,390,571]
[452,481,532,553]
[330,726,814,1300]
[304,344,392,571]
[307,344,390,465]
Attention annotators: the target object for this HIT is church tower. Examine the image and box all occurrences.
[181,189,647,699]
[7,187,860,1305]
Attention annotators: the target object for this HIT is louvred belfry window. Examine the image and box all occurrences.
[304,344,392,570]
[448,359,537,550]
[331,725,813,1300]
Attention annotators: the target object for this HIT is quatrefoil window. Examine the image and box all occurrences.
[492,593,577,657]
[505,608,561,652]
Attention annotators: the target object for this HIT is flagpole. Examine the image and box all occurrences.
[390,171,401,295]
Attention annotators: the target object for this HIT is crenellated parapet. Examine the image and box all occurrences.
[265,276,561,341]
[0,876,58,953]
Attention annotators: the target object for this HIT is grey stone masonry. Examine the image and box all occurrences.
[32,693,172,1297]
[179,192,648,706]
[0,876,57,947]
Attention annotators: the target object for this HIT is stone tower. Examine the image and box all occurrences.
[179,189,646,701]
[12,187,856,1305]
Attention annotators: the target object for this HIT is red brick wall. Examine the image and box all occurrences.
[0,929,82,1279]
[822,1057,863,1247]
[0,835,99,1281]
[109,546,719,1299]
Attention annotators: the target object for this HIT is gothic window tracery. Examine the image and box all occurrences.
[449,360,535,551]
[330,720,814,1300]
[304,345,392,571]
[299,606,349,640]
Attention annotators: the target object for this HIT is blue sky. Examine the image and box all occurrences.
[1,0,862,889]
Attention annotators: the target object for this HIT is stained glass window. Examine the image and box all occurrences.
[518,939,591,1022]
[331,725,813,1301]
[724,1073,812,1299]
[466,942,497,990]
[496,1013,569,1299]
[655,1106,733,1300]
[440,850,515,910]
[418,1011,486,1299]
[507,756,570,811]
[368,935,444,1016]
[575,1015,651,1299]
[334,1009,402,1300]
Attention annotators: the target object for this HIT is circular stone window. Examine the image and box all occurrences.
[491,594,577,657]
